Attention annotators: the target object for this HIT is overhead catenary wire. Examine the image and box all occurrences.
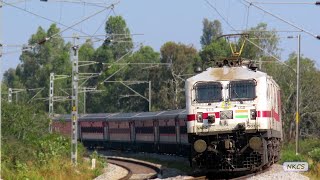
[91,8,113,38]
[100,43,144,83]
[245,4,250,30]
[2,1,120,43]
[41,1,120,43]
[2,1,97,39]
[41,0,116,8]
[204,0,289,68]
[248,1,320,5]
[241,0,320,39]
[232,30,303,33]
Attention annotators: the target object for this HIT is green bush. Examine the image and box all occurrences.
[299,139,320,155]
[280,149,306,163]
[309,148,320,163]
[1,102,105,179]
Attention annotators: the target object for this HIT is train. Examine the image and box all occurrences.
[186,60,282,172]
[53,34,282,173]
[52,109,190,156]
[53,60,282,173]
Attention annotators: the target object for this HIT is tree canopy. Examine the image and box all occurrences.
[3,17,320,141]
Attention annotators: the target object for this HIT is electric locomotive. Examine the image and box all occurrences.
[185,35,282,172]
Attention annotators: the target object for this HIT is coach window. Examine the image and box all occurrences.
[194,82,222,103]
[229,80,256,101]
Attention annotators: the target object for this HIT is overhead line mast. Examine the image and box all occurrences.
[71,34,79,166]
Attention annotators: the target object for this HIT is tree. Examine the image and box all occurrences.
[3,24,71,112]
[104,16,133,59]
[199,38,230,67]
[156,42,200,110]
[200,19,222,47]
[241,23,280,60]
[122,46,160,112]
[263,53,320,140]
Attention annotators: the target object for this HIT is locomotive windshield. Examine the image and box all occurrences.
[195,82,222,103]
[229,80,256,100]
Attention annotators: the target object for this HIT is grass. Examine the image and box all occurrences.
[3,157,103,180]
[2,135,106,180]
[280,138,320,180]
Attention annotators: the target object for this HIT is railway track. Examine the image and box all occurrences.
[105,156,161,180]
[95,151,272,180]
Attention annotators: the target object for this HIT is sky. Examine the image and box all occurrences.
[1,0,320,75]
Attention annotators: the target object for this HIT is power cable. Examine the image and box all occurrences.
[2,1,120,43]
[59,0,63,23]
[204,0,235,32]
[245,4,250,30]
[204,0,291,68]
[248,1,320,5]
[241,0,320,39]
[101,43,144,83]
[81,1,86,32]
[91,7,113,38]
[43,0,115,8]
[43,1,119,42]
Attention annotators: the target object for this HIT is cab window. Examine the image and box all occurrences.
[229,80,256,100]
[194,82,222,103]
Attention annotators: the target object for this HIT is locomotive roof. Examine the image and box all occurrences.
[187,66,267,82]
[53,109,187,121]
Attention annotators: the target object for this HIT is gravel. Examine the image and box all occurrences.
[94,163,128,180]
[94,151,310,180]
[247,164,309,180]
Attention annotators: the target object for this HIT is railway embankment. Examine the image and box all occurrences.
[95,151,310,180]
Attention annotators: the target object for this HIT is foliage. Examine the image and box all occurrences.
[1,102,104,179]
[263,53,320,140]
[241,23,280,59]
[158,42,200,110]
[105,16,133,59]
[309,148,320,163]
[2,101,49,140]
[200,19,222,47]
[280,149,306,163]
[3,15,320,140]
[281,138,320,179]
[3,24,71,113]
[199,38,230,67]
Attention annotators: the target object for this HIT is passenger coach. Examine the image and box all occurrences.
[52,110,189,155]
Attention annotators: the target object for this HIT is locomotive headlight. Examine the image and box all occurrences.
[194,139,207,153]
[249,137,262,151]
[250,109,257,120]
[197,112,203,122]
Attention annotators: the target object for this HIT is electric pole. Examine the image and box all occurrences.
[8,88,12,103]
[148,81,151,112]
[0,1,2,177]
[48,73,69,132]
[71,34,79,165]
[296,34,301,155]
[49,73,54,133]
[7,88,25,103]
